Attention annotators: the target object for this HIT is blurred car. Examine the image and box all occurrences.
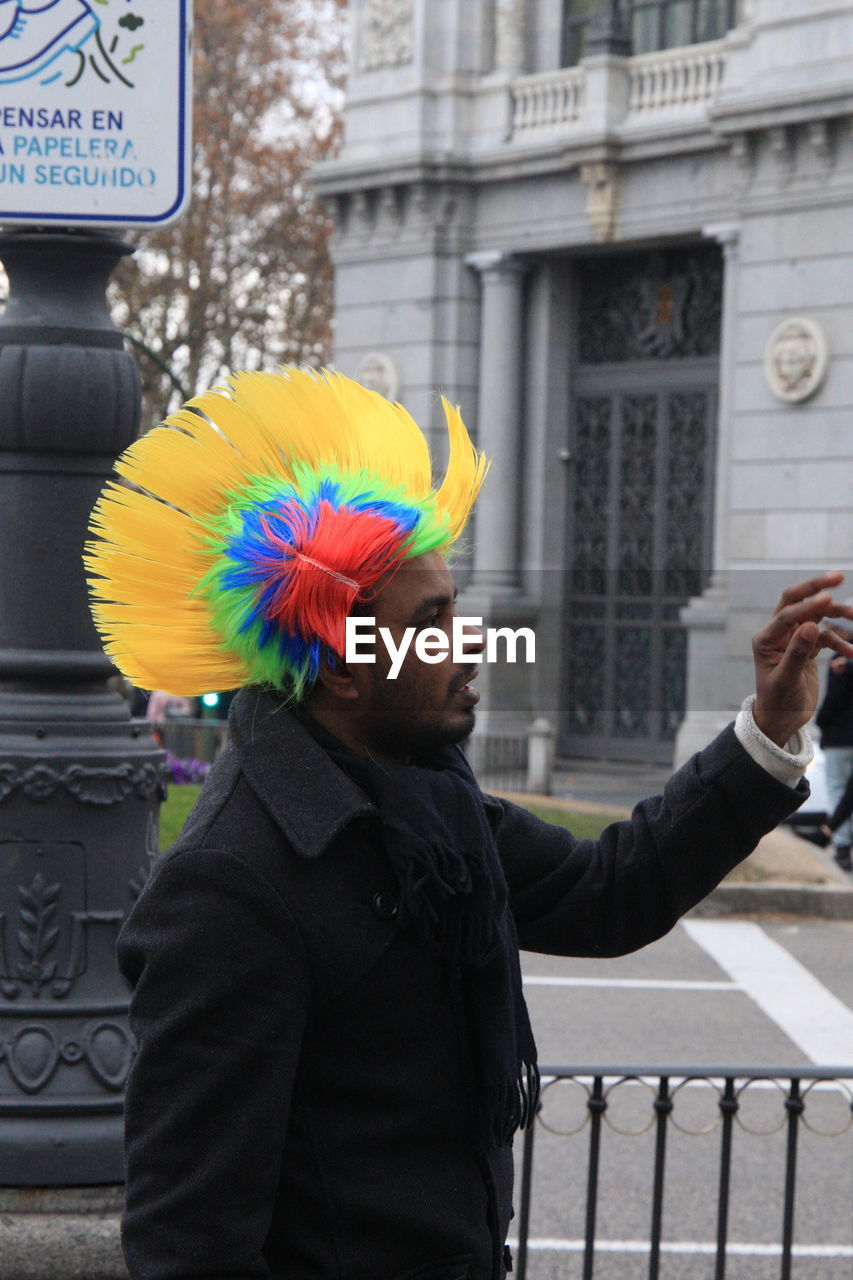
[785,743,829,832]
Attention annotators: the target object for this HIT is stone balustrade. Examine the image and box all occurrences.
[509,40,727,142]
[511,66,586,136]
[627,39,727,115]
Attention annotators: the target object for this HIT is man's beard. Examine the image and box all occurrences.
[364,706,476,761]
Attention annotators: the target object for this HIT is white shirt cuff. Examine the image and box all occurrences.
[734,694,814,789]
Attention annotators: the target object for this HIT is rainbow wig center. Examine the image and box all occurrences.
[197,463,451,699]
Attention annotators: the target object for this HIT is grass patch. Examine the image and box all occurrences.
[517,803,619,841]
[160,784,201,851]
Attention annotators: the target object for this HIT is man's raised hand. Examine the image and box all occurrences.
[752,572,853,747]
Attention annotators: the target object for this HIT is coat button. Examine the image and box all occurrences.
[371,890,398,920]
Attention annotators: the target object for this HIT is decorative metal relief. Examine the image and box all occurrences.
[358,0,415,73]
[665,390,711,597]
[614,627,652,739]
[129,811,159,904]
[6,872,62,999]
[0,844,122,1002]
[579,248,723,363]
[662,627,688,740]
[0,759,169,805]
[566,398,612,738]
[566,622,606,737]
[617,395,657,598]
[764,318,829,404]
[570,397,611,599]
[0,1019,134,1093]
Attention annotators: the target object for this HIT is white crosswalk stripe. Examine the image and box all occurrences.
[523,975,736,990]
[509,1237,853,1258]
[682,919,853,1064]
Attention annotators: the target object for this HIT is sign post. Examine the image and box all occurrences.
[0,6,192,1265]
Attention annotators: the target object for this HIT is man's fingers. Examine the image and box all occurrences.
[772,571,844,616]
[756,592,834,648]
[754,573,852,658]
[817,626,853,659]
[758,596,853,651]
[790,622,819,661]
[768,621,828,683]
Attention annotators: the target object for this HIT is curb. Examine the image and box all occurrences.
[692,881,853,920]
[0,1188,125,1280]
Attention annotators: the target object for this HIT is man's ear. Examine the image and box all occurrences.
[314,651,360,701]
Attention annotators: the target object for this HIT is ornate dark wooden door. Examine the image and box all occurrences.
[561,247,721,762]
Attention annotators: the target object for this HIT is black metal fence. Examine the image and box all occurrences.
[464,731,529,792]
[154,717,228,766]
[514,1065,853,1280]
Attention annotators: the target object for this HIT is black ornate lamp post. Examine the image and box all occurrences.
[0,229,165,1185]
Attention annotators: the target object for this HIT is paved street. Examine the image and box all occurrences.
[513,918,853,1279]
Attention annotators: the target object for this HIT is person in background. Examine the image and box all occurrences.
[145,690,196,722]
[815,647,853,872]
[798,761,853,871]
[144,690,196,750]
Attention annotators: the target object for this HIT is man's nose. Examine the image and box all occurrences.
[458,622,485,656]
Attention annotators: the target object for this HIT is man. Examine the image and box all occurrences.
[86,368,853,1280]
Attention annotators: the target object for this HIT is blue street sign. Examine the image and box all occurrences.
[0,1,192,226]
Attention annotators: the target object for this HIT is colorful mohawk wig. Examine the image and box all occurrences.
[85,367,488,699]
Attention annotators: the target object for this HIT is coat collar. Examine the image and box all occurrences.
[227,686,376,860]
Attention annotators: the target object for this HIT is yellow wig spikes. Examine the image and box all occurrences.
[85,367,489,698]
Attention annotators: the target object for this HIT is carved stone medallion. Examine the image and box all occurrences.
[355,352,400,401]
[764,317,828,403]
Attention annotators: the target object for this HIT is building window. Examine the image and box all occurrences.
[561,0,746,66]
[561,0,601,67]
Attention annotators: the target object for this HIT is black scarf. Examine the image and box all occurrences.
[301,714,539,1151]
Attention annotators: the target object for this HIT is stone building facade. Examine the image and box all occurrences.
[313,0,853,765]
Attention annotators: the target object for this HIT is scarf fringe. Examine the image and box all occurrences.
[315,732,538,1154]
[384,820,498,962]
[492,1060,541,1148]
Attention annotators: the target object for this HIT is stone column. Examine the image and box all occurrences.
[465,251,529,593]
[705,223,741,577]
[674,224,741,767]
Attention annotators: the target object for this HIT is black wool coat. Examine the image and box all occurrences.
[117,688,806,1280]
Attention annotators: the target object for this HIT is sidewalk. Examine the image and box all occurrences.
[514,755,853,918]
